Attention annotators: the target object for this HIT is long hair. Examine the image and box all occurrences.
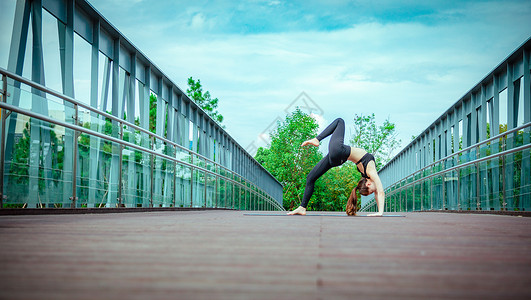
[346,178,370,216]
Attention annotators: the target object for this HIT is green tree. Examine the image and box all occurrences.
[255,109,322,210]
[149,93,157,134]
[8,120,64,207]
[350,113,401,170]
[314,162,360,211]
[186,77,224,125]
[256,111,400,212]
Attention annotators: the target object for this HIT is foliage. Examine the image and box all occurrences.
[9,121,31,186]
[186,77,224,125]
[149,93,157,134]
[350,113,401,170]
[310,162,360,211]
[255,109,322,210]
[8,120,64,204]
[256,112,403,211]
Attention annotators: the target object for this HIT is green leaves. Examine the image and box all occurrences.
[257,111,401,211]
[255,109,322,210]
[350,113,401,170]
[186,77,224,125]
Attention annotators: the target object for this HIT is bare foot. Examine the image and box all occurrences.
[301,138,319,147]
[287,206,307,215]
[367,212,383,217]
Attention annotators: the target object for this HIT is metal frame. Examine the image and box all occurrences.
[2,0,283,208]
[361,122,530,212]
[0,69,283,210]
[361,37,531,212]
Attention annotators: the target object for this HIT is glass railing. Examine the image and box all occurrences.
[361,123,531,212]
[0,68,284,211]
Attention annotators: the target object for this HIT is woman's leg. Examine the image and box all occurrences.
[300,154,333,208]
[290,118,346,214]
[327,118,346,154]
[316,118,345,143]
[317,118,348,166]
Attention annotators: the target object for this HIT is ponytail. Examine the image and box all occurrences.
[346,178,369,216]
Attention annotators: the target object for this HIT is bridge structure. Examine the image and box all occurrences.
[0,1,530,299]
[362,38,531,213]
[0,0,284,211]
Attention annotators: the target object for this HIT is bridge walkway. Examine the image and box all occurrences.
[0,211,530,299]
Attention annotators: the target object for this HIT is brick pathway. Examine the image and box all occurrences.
[0,211,530,299]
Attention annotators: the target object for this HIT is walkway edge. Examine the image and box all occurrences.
[0,207,234,216]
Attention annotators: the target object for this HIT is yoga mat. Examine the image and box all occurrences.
[243,213,405,217]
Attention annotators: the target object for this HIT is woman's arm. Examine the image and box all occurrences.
[367,168,385,216]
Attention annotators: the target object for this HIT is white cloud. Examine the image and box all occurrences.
[143,15,529,153]
[5,0,529,160]
[190,13,206,29]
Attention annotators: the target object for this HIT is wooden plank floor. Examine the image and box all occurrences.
[0,211,530,300]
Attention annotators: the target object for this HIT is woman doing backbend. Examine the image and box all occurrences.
[287,118,385,216]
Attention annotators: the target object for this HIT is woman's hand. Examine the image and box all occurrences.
[301,138,319,147]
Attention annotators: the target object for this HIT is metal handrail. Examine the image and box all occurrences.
[384,122,531,191]
[0,101,283,210]
[0,67,247,183]
[361,122,530,212]
[0,72,284,210]
[384,143,530,194]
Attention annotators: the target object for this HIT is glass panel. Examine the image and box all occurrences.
[499,88,508,128]
[225,181,233,209]
[152,138,164,207]
[5,116,71,208]
[163,145,176,207]
[120,145,143,207]
[421,179,429,210]
[218,179,227,208]
[176,164,191,208]
[98,52,112,113]
[42,10,62,93]
[445,170,459,210]
[73,33,91,105]
[205,173,215,208]
[432,174,443,210]
[0,1,16,69]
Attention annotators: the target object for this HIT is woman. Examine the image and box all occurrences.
[287,118,385,216]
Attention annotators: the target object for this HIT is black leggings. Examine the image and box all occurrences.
[300,118,350,208]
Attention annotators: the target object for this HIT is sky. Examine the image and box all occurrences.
[3,0,531,158]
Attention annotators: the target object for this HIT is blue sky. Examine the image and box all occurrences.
[2,0,531,157]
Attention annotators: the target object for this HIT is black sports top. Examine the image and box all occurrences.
[356,152,375,179]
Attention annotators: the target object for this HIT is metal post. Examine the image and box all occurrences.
[150,135,154,207]
[502,135,507,210]
[238,182,242,210]
[430,177,434,210]
[410,183,415,210]
[117,122,123,207]
[476,145,481,210]
[476,162,481,210]
[414,181,417,211]
[173,146,176,207]
[442,173,446,210]
[224,180,227,209]
[502,155,506,210]
[190,155,193,208]
[0,75,7,208]
[457,168,461,210]
[214,166,218,208]
[204,169,207,208]
[70,104,79,208]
